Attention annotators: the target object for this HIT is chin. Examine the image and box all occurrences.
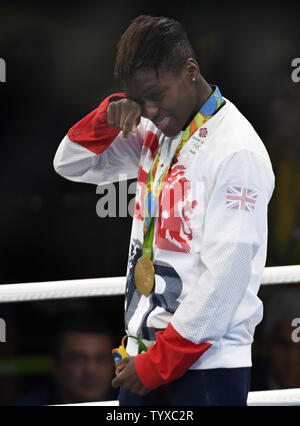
[162,126,181,138]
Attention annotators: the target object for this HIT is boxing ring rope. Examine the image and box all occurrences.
[59,387,300,406]
[0,264,300,302]
[1,263,300,406]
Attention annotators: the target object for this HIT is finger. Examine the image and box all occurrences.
[107,102,116,127]
[114,102,122,129]
[112,376,121,388]
[131,115,141,132]
[122,112,140,138]
[119,106,130,135]
[116,363,126,374]
[120,101,140,134]
[122,119,134,138]
[116,357,130,368]
[112,370,131,390]
[115,357,130,373]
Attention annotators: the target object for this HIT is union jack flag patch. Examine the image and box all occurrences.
[225,186,257,212]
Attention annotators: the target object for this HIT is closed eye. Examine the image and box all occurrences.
[147,91,165,102]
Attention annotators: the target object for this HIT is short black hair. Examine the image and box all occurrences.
[51,316,116,362]
[114,15,196,87]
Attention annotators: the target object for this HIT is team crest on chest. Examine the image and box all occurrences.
[189,132,207,154]
[199,127,208,138]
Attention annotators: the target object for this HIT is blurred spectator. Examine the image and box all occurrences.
[252,287,300,390]
[13,317,118,405]
[266,76,300,266]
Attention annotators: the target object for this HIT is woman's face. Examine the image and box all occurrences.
[125,64,199,137]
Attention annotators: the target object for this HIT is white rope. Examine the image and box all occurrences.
[247,388,300,406]
[2,265,299,406]
[0,265,299,302]
[261,264,300,284]
[55,388,300,406]
[0,276,126,302]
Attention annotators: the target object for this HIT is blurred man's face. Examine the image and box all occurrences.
[269,322,300,389]
[53,332,114,403]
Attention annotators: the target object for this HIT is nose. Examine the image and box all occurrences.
[83,359,99,375]
[142,100,159,121]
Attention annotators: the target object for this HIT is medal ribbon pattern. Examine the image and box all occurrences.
[141,86,224,261]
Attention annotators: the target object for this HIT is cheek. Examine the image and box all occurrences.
[95,362,114,377]
[63,363,84,379]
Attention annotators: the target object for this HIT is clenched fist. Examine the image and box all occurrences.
[107,98,142,138]
[112,356,150,396]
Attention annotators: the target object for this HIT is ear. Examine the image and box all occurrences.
[182,58,200,82]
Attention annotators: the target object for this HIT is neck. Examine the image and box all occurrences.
[194,77,213,115]
[182,77,213,130]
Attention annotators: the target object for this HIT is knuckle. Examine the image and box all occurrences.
[122,103,131,114]
[107,107,115,124]
[121,98,130,107]
[125,99,141,113]
[108,102,116,113]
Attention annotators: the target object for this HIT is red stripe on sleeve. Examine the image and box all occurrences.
[67,93,125,155]
[134,323,211,390]
[143,131,159,158]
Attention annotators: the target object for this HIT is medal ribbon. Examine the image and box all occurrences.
[142,86,224,260]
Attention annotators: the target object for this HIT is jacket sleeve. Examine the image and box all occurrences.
[53,93,144,185]
[135,149,275,390]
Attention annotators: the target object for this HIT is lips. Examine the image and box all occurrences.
[154,116,171,130]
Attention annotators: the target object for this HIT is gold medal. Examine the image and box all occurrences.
[134,257,155,295]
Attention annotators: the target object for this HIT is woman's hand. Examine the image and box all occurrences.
[112,356,150,396]
[107,98,142,138]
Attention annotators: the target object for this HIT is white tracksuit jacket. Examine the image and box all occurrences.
[53,90,275,389]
